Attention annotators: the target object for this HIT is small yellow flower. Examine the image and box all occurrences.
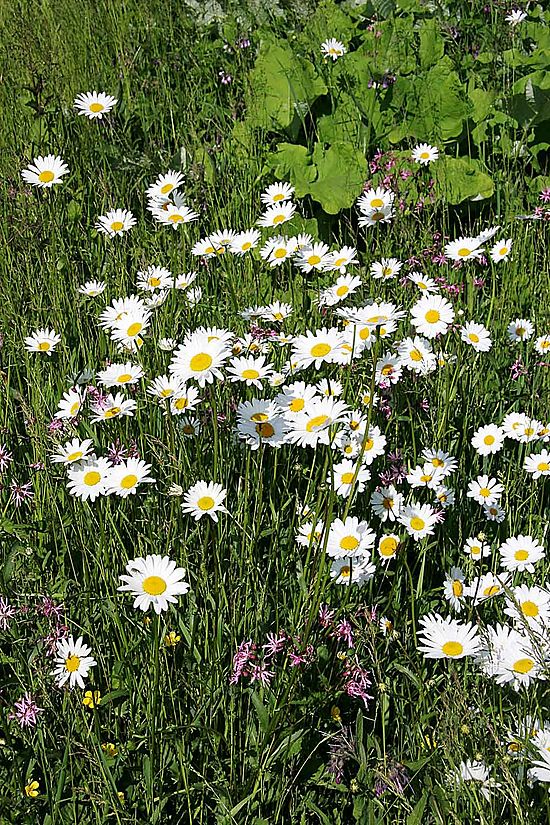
[83,690,101,709]
[336,651,347,661]
[117,791,125,804]
[350,778,359,793]
[164,631,181,647]
[330,705,342,723]
[25,780,39,798]
[143,616,151,627]
[102,742,118,758]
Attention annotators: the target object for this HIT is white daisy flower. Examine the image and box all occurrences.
[74,91,118,119]
[260,181,294,205]
[53,635,96,689]
[118,554,190,613]
[412,143,439,165]
[105,458,156,497]
[51,438,94,465]
[181,481,228,522]
[95,209,136,237]
[417,613,480,659]
[21,154,69,188]
[257,201,296,228]
[24,328,61,356]
[67,457,113,501]
[78,280,106,297]
[320,38,346,60]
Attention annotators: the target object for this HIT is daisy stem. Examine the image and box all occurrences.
[148,612,161,815]
[210,388,219,479]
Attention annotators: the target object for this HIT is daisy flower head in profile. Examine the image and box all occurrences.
[181,481,227,522]
[370,486,403,523]
[152,193,199,229]
[118,554,190,614]
[51,437,94,466]
[105,458,156,497]
[136,266,173,292]
[21,155,69,188]
[78,280,106,297]
[409,271,440,294]
[260,181,294,205]
[320,38,346,61]
[90,392,136,423]
[97,362,144,388]
[330,558,375,586]
[417,613,480,660]
[370,257,402,281]
[74,91,118,119]
[412,143,439,165]
[24,328,61,356]
[95,208,136,237]
[505,8,527,25]
[444,236,484,262]
[325,246,358,274]
[443,567,467,612]
[146,170,185,202]
[257,201,296,228]
[53,635,96,689]
[471,424,505,456]
[460,321,492,352]
[55,387,85,419]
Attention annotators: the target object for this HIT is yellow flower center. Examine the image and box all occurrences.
[379,537,398,557]
[341,472,354,484]
[500,247,508,256]
[65,654,81,672]
[457,247,471,257]
[204,246,215,255]
[39,169,55,183]
[160,182,173,194]
[190,353,212,372]
[251,412,268,422]
[104,407,121,418]
[420,151,430,159]
[67,451,83,462]
[334,257,346,267]
[515,549,529,561]
[142,575,167,595]
[117,373,132,383]
[149,277,161,287]
[310,343,331,358]
[83,471,101,485]
[242,369,260,380]
[484,434,495,445]
[174,397,188,410]
[127,322,142,337]
[308,255,321,266]
[410,516,425,531]
[306,414,329,432]
[197,496,215,511]
[37,340,51,352]
[242,241,252,250]
[169,213,184,223]
[382,267,392,276]
[452,580,463,597]
[110,221,124,232]
[339,565,351,578]
[336,285,349,297]
[522,600,539,617]
[359,327,370,341]
[70,401,80,415]
[479,487,491,498]
[340,535,359,551]
[370,198,384,208]
[468,333,480,343]
[410,348,423,362]
[513,658,534,674]
[483,585,500,596]
[160,388,173,398]
[420,474,432,483]
[272,214,285,224]
[120,474,138,489]
[273,193,284,201]
[442,641,463,657]
[537,462,549,472]
[256,422,275,438]
[289,398,304,412]
[381,365,394,376]
[431,458,444,467]
[425,309,440,323]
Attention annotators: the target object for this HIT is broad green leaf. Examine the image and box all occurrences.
[418,19,444,69]
[246,37,327,130]
[266,142,317,197]
[308,142,368,213]
[316,93,369,147]
[433,156,494,204]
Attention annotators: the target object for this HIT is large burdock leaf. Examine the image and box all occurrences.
[266,143,317,197]
[246,37,327,130]
[433,156,493,204]
[307,142,368,214]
